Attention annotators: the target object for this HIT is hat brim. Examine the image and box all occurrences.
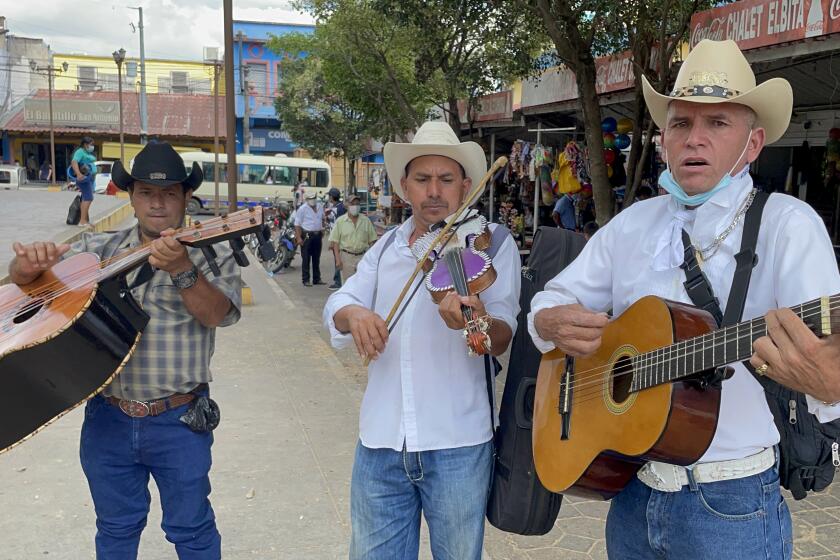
[384,141,488,201]
[642,75,793,144]
[112,161,203,191]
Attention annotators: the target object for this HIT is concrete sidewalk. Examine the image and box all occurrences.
[0,190,131,283]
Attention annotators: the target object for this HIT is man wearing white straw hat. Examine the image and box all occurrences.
[529,39,840,558]
[323,121,520,559]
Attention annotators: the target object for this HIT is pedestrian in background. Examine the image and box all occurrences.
[70,136,97,226]
[328,194,377,290]
[295,191,326,286]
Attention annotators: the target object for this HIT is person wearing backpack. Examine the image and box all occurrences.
[529,40,840,559]
[323,121,520,559]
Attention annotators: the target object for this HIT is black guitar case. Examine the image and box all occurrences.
[487,226,587,535]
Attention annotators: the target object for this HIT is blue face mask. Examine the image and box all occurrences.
[659,131,752,206]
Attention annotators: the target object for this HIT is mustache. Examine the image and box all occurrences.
[421,200,448,209]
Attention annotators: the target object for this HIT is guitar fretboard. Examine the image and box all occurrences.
[629,295,837,392]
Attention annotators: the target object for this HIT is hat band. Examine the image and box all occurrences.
[669,84,740,100]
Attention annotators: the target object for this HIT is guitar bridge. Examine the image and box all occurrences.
[558,356,574,440]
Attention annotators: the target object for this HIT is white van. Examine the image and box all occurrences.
[181,152,331,214]
[0,165,26,190]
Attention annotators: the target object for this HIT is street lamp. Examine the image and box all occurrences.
[29,60,68,187]
[112,48,126,163]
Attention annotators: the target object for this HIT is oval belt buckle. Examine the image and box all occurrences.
[120,400,151,417]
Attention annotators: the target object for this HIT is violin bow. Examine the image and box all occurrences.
[362,156,509,366]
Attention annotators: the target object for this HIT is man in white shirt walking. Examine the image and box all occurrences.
[295,192,326,286]
[529,40,840,559]
[323,121,520,559]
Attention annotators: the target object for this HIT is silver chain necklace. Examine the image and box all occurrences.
[694,188,757,263]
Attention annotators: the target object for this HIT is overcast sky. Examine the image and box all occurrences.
[3,0,315,62]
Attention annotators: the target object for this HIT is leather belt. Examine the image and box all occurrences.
[341,249,365,256]
[637,447,776,492]
[106,384,205,418]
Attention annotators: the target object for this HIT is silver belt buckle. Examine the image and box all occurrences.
[119,399,151,417]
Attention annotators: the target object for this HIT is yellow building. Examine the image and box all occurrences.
[52,53,224,95]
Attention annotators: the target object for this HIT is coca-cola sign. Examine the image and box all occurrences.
[690,0,837,51]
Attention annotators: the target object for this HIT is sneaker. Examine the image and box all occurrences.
[328,283,340,291]
[303,281,312,287]
[314,281,326,285]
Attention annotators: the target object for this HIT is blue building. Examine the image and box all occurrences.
[232,20,314,155]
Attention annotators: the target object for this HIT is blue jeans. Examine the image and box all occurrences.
[79,394,220,559]
[606,462,793,559]
[350,440,493,560]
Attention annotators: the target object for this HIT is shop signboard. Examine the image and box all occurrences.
[521,49,639,109]
[458,90,513,123]
[690,0,840,51]
[23,99,119,127]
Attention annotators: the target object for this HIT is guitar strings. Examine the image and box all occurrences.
[559,314,840,409]
[541,300,837,404]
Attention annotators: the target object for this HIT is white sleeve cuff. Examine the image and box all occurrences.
[527,309,557,354]
[805,394,840,423]
[322,294,360,349]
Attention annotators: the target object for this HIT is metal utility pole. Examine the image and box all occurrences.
[129,7,148,144]
[212,60,221,215]
[30,60,67,187]
[112,48,126,163]
[236,31,250,154]
[223,0,238,209]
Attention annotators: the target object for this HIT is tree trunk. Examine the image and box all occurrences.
[348,157,357,192]
[447,96,461,132]
[576,64,612,224]
[623,77,650,208]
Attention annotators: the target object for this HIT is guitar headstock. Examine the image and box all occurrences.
[175,206,264,248]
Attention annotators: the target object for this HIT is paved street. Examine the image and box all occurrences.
[0,225,838,559]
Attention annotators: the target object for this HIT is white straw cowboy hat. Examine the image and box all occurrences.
[642,39,793,144]
[384,121,487,201]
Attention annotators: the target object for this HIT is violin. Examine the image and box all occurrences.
[412,210,497,355]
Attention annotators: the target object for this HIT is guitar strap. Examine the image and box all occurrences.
[680,190,770,328]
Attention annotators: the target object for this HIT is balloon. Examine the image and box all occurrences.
[604,149,616,165]
[614,134,631,150]
[603,133,616,148]
[601,117,617,133]
[830,128,840,141]
[617,118,633,134]
[607,165,614,178]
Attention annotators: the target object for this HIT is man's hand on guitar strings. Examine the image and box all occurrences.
[12,241,70,275]
[534,303,609,358]
[751,308,840,404]
[149,229,193,274]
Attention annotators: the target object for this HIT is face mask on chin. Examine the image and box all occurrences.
[659,129,753,206]
[348,205,360,216]
[307,200,316,207]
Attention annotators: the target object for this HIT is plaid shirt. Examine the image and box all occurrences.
[69,226,242,400]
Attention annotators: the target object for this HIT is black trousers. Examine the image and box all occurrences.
[301,232,322,283]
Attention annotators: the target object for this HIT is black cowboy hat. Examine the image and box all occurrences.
[112,142,203,191]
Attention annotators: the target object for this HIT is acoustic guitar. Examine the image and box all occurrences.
[0,208,264,454]
[532,294,837,500]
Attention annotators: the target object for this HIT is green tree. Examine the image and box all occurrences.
[271,34,369,190]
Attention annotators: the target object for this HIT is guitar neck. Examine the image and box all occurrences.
[630,295,838,392]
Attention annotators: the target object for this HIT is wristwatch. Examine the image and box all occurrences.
[170,264,199,290]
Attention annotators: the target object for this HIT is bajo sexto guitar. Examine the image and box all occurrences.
[0,207,264,454]
[532,294,837,500]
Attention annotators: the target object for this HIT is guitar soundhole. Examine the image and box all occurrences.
[13,299,45,324]
[611,356,634,404]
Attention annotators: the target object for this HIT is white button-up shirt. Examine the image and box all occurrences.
[528,174,840,463]
[296,202,324,232]
[324,218,521,452]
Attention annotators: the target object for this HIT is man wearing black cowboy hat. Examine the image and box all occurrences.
[9,142,242,559]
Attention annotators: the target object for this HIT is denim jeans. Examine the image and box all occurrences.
[350,439,493,560]
[79,394,221,560]
[606,462,793,559]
